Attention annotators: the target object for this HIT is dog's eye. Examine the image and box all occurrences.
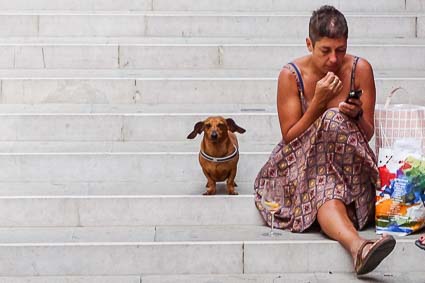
[205,124,211,129]
[218,123,226,129]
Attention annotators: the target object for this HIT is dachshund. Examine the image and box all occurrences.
[187,116,246,195]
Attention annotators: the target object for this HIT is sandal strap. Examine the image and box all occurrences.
[355,240,374,269]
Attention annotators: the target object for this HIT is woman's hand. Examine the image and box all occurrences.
[312,72,343,109]
[338,98,363,120]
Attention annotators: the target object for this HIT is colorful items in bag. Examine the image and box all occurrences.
[376,155,425,236]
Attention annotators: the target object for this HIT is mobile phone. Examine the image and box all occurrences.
[346,89,362,103]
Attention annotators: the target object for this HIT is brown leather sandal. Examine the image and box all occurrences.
[355,235,396,276]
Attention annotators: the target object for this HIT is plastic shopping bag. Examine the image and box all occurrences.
[375,139,425,236]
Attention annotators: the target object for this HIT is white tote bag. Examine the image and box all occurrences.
[374,87,425,156]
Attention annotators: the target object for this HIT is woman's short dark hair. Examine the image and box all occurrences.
[309,5,348,45]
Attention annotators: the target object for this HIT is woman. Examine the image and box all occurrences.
[254,5,395,275]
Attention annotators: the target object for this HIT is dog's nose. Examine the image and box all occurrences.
[211,131,218,140]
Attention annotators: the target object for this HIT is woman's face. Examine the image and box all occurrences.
[307,36,347,74]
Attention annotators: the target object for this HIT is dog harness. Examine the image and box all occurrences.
[200,144,238,163]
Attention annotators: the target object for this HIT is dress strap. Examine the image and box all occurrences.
[286,62,305,95]
[350,56,360,91]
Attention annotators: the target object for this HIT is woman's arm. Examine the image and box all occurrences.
[338,58,376,141]
[278,68,342,143]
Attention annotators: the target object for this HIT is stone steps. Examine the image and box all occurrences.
[3,36,425,44]
[0,140,276,153]
[2,273,425,283]
[0,12,421,38]
[0,0,420,12]
[1,0,424,281]
[0,74,423,105]
[0,230,422,276]
[0,195,262,226]
[0,180,255,196]
[0,152,268,184]
[0,112,280,142]
[0,43,424,70]
[0,225,417,243]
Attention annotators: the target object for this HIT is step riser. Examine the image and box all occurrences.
[1,45,424,70]
[0,0,151,11]
[0,0,410,12]
[0,0,411,12]
[0,227,155,243]
[2,273,425,283]
[0,0,425,12]
[0,243,243,276]
[150,0,409,12]
[244,241,424,274]
[1,79,424,105]
[0,15,416,38]
[0,197,262,226]
[0,180,257,196]
[0,154,268,183]
[0,277,140,283]
[0,241,422,275]
[0,115,280,142]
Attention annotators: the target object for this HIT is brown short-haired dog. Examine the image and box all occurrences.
[187,116,246,195]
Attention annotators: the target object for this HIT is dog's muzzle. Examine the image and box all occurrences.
[210,131,218,140]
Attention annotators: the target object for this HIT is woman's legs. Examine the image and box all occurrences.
[317,199,365,259]
[317,199,396,275]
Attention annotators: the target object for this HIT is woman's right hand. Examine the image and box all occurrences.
[312,72,343,109]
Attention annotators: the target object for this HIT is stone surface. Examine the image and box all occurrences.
[1,77,424,105]
[0,242,243,276]
[0,0,409,12]
[0,196,264,226]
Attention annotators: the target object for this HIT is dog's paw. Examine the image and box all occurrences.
[228,191,239,195]
[203,190,216,196]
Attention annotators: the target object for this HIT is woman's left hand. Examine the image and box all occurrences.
[338,98,363,120]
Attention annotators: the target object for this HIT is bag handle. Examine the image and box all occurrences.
[380,87,410,149]
[384,87,409,109]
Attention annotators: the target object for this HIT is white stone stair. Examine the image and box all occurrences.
[1,43,425,70]
[0,70,423,104]
[0,0,421,12]
[1,0,425,282]
[0,12,420,38]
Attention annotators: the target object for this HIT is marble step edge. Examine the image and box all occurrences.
[2,36,425,45]
[1,273,425,283]
[0,42,424,47]
[0,225,419,244]
[0,11,422,16]
[0,69,425,78]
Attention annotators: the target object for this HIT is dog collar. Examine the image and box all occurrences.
[200,145,238,163]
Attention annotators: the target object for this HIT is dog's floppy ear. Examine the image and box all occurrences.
[187,121,205,139]
[226,118,246,134]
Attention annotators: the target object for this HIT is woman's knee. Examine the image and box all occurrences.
[317,199,346,219]
[321,199,346,210]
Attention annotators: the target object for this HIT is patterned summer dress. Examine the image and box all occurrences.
[254,56,380,232]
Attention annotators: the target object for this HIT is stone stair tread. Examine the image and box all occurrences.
[0,68,424,78]
[1,273,425,283]
[0,225,419,243]
[0,180,257,196]
[2,36,425,45]
[0,103,276,114]
[0,0,420,13]
[1,41,425,47]
[0,10,422,16]
[125,272,425,283]
[0,140,276,153]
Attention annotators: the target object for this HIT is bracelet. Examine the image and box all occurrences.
[354,109,363,121]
